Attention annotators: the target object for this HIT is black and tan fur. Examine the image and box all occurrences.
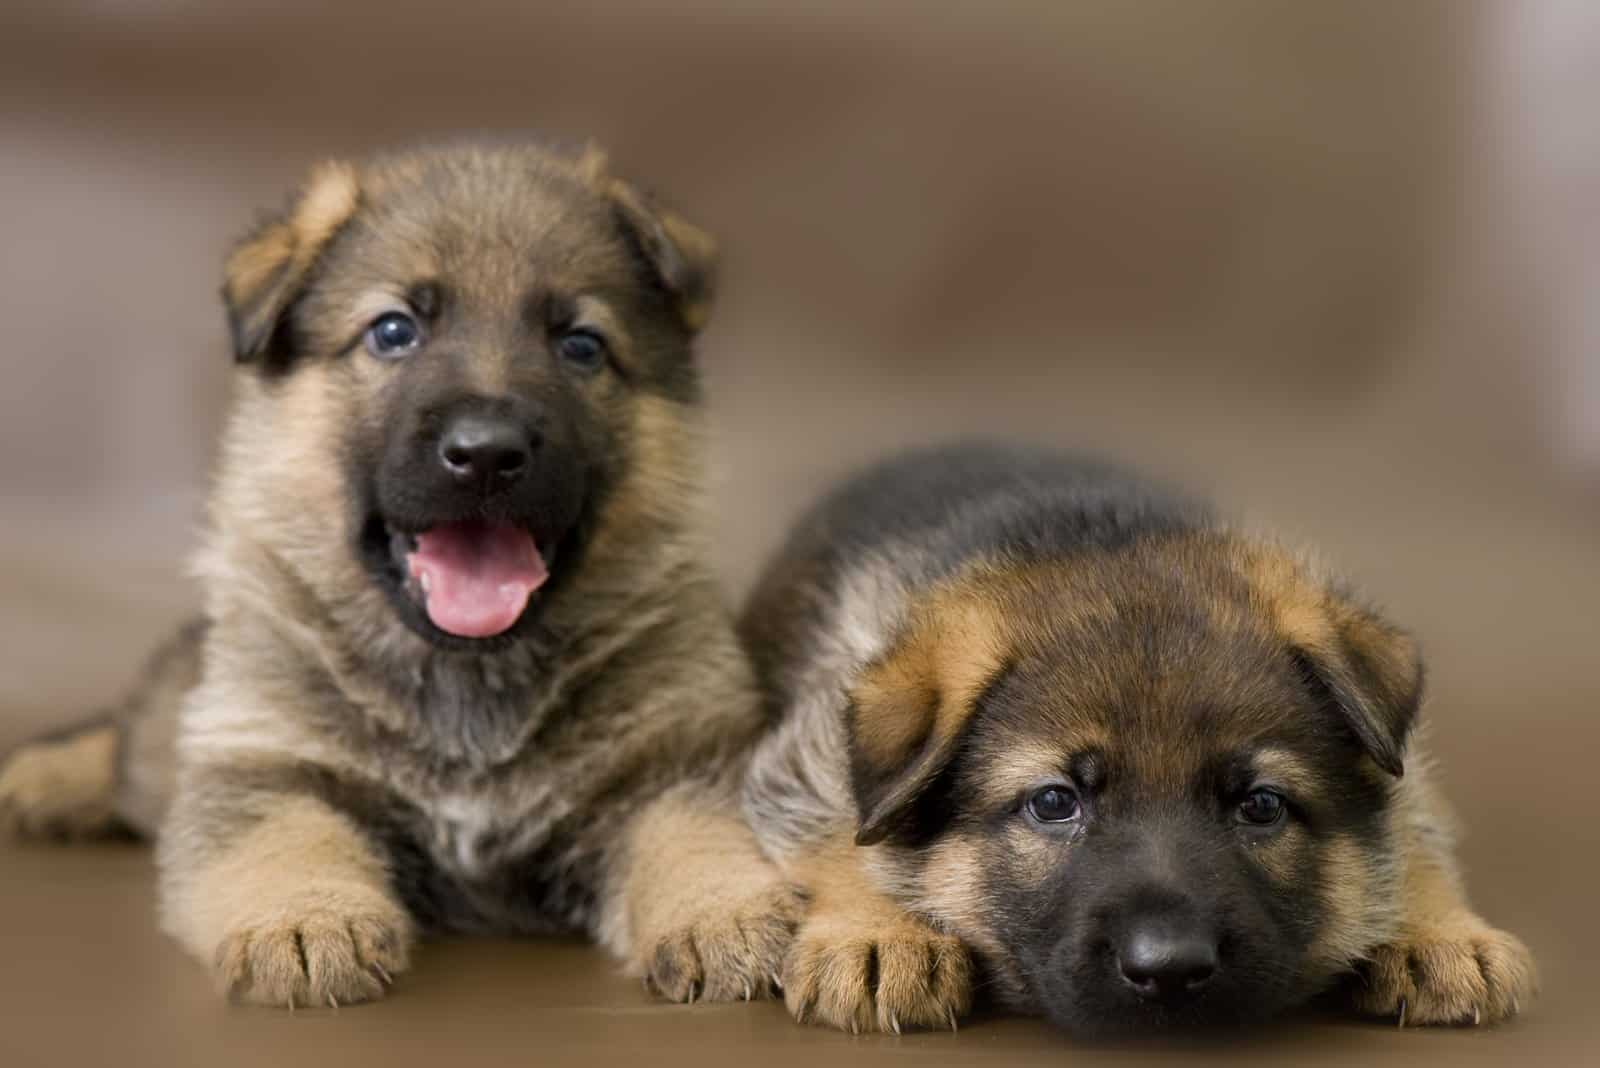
[742,443,1536,1034]
[0,142,799,1008]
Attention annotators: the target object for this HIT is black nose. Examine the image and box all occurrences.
[438,414,534,486]
[1117,921,1218,999]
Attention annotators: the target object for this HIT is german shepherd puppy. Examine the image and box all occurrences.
[742,443,1537,1035]
[0,143,800,1008]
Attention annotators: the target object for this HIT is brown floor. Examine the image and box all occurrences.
[2,3,1598,1065]
[0,840,1587,1068]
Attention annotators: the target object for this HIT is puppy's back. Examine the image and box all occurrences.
[741,442,1206,708]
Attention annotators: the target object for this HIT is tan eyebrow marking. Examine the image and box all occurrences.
[571,294,634,372]
[970,730,1111,812]
[573,295,623,336]
[1250,747,1320,795]
[343,287,412,338]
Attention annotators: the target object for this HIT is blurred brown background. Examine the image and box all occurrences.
[1,2,1595,1065]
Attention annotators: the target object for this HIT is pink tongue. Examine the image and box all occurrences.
[405,521,548,638]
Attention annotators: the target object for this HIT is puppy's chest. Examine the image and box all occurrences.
[375,776,603,937]
[421,783,566,881]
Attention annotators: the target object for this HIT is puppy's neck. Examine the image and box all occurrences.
[363,530,709,768]
[198,509,709,771]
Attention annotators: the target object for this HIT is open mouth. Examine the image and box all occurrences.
[384,519,550,639]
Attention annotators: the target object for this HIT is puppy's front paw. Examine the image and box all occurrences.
[644,880,805,1004]
[212,885,413,1009]
[783,915,972,1034]
[1355,916,1537,1027]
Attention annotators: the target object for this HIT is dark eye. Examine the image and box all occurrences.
[555,329,608,371]
[1237,788,1286,827]
[1026,785,1081,824]
[364,311,423,359]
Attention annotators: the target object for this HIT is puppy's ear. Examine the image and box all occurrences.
[222,161,361,363]
[847,594,1009,846]
[1293,600,1423,777]
[1254,551,1423,777]
[596,161,717,334]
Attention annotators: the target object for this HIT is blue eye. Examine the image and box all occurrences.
[364,312,423,359]
[555,329,607,371]
[1237,788,1286,827]
[1027,785,1081,824]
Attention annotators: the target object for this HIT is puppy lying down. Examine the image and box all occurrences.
[741,442,1536,1035]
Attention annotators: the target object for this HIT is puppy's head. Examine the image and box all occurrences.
[847,534,1421,1034]
[215,143,716,649]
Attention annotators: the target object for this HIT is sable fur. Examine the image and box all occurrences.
[741,442,1537,1034]
[0,142,799,1008]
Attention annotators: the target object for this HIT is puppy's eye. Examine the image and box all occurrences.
[364,312,424,359]
[1237,788,1286,826]
[1026,785,1081,824]
[555,329,608,371]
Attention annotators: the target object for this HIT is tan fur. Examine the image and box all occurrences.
[609,789,805,1003]
[1251,747,1322,799]
[895,832,1027,1006]
[2,623,201,839]
[783,838,972,1034]
[1237,547,1532,1021]
[223,162,361,358]
[604,178,717,332]
[846,587,1012,844]
[851,591,1006,771]
[1352,759,1538,1026]
[1305,834,1397,971]
[1241,545,1339,653]
[583,394,710,562]
[164,796,412,1007]
[574,142,610,186]
[0,726,119,837]
[966,734,1108,813]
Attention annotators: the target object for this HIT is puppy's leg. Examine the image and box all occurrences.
[783,839,972,1034]
[1,619,201,840]
[606,786,805,1004]
[1354,780,1537,1026]
[0,721,121,839]
[160,786,412,1008]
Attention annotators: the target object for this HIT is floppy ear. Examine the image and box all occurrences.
[1257,551,1424,777]
[600,168,718,334]
[222,161,361,363]
[1291,598,1423,777]
[847,595,1009,845]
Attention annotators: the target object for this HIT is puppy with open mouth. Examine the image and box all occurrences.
[741,442,1537,1035]
[0,142,800,1007]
